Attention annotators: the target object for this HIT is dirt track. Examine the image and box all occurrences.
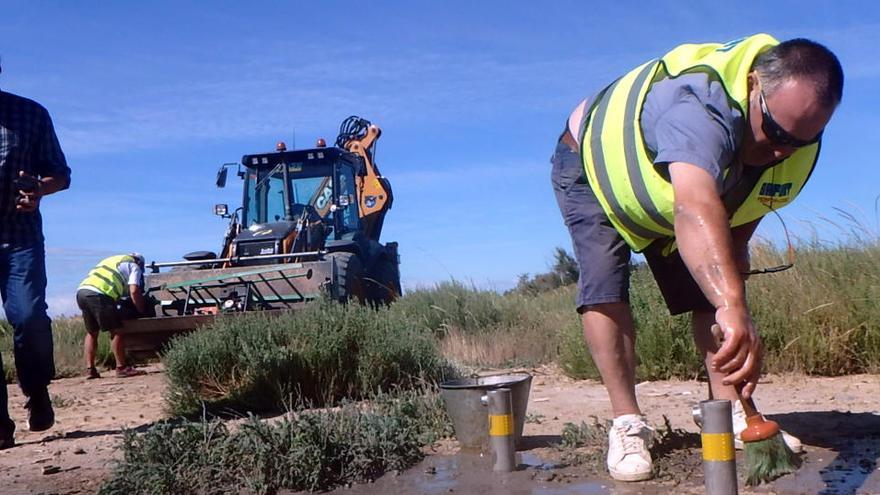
[1,365,878,494]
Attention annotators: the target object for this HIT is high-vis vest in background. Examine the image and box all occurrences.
[580,33,820,252]
[78,255,137,300]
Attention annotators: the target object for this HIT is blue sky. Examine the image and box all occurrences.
[1,1,878,316]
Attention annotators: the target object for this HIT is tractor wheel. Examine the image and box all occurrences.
[366,257,401,306]
[328,252,365,303]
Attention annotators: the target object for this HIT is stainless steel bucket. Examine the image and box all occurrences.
[439,373,532,451]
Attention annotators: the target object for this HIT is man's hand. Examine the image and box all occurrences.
[15,171,42,213]
[712,305,763,398]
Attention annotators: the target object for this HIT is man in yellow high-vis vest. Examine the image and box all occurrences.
[551,35,842,481]
[76,253,150,379]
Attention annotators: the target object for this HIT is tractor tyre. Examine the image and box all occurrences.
[366,257,401,306]
[328,252,366,303]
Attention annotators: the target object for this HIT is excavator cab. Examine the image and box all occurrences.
[198,116,400,301]
[217,147,372,262]
[212,116,394,267]
[238,147,363,242]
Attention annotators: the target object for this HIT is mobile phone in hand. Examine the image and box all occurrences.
[14,176,40,193]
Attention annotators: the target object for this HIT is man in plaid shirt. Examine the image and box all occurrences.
[0,61,71,449]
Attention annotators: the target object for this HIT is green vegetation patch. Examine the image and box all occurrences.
[163,300,449,416]
[100,389,451,495]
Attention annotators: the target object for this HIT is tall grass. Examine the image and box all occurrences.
[11,233,879,391]
[749,238,880,375]
[1,316,114,383]
[393,280,570,368]
[396,237,880,380]
[744,211,880,375]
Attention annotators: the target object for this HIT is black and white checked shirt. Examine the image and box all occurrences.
[0,89,70,245]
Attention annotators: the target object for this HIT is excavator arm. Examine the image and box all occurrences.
[336,116,393,241]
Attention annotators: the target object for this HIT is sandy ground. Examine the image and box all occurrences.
[1,365,878,494]
[0,365,167,495]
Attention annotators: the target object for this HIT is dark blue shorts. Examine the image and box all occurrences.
[551,136,631,311]
[550,133,712,315]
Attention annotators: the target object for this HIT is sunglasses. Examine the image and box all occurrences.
[759,89,823,148]
[742,207,795,276]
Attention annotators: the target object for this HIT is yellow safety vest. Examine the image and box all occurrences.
[581,34,820,252]
[78,255,137,300]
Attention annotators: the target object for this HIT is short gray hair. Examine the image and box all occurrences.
[753,38,844,107]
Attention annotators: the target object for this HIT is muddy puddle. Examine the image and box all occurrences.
[321,451,628,495]
[297,416,880,495]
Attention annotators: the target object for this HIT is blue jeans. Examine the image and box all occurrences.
[0,241,55,421]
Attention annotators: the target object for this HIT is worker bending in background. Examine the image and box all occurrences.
[551,34,842,481]
[76,254,151,379]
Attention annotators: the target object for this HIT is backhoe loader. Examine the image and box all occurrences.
[120,116,400,353]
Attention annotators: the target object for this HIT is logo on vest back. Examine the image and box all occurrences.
[758,182,793,207]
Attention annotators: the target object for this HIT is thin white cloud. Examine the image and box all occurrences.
[46,294,80,318]
[391,158,541,189]
[45,246,116,258]
[50,46,613,156]
[811,22,880,80]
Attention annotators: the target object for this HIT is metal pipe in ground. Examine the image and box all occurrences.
[487,388,516,472]
[700,399,738,495]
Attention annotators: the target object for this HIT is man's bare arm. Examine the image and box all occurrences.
[129,285,148,315]
[668,161,762,397]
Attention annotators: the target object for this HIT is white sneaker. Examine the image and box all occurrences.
[607,414,654,481]
[731,401,802,453]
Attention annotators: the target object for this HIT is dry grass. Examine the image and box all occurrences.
[2,315,115,383]
[439,327,534,366]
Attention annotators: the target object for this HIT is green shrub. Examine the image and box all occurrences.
[510,247,579,295]
[629,266,703,380]
[100,389,451,494]
[162,301,449,416]
[556,309,597,379]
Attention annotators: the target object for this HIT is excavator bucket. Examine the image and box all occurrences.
[119,259,335,354]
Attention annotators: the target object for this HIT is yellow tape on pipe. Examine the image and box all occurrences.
[701,432,735,461]
[489,414,514,437]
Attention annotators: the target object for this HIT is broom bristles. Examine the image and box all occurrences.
[744,432,803,485]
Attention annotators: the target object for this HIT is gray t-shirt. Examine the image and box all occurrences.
[640,72,744,193]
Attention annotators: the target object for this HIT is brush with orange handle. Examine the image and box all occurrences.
[711,324,801,484]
